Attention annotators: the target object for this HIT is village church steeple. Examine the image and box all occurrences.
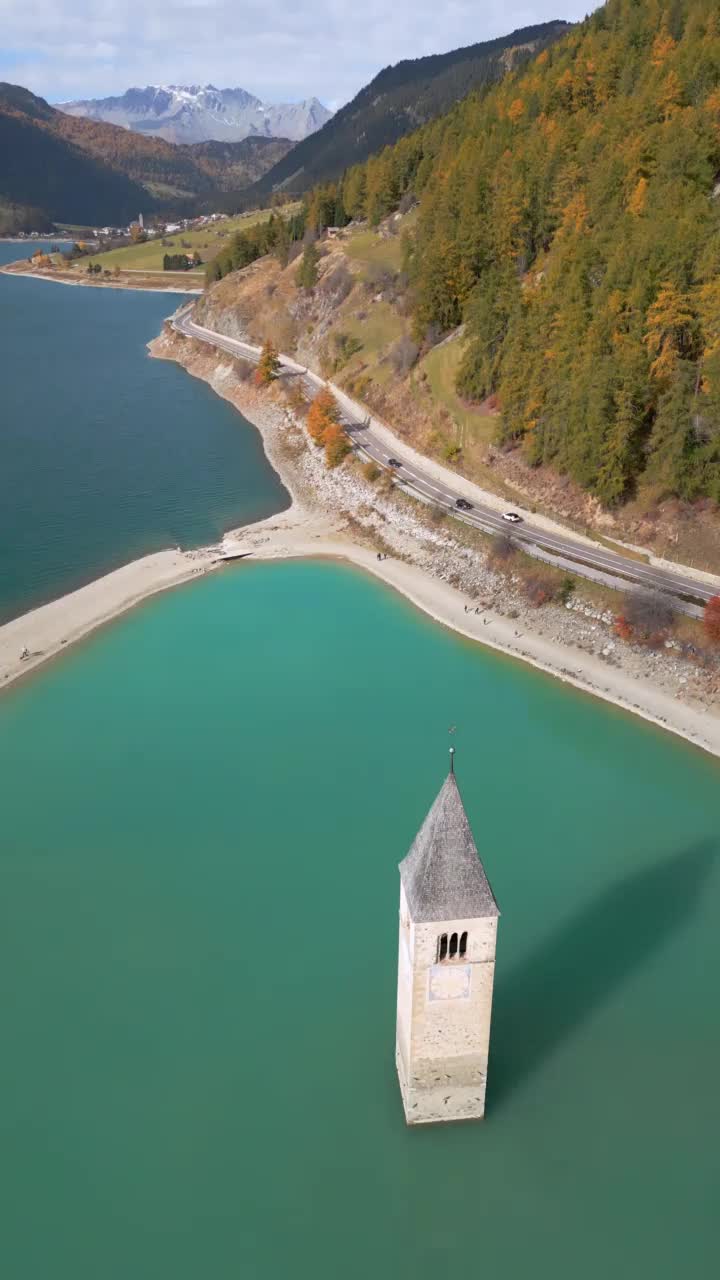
[395,754,499,1124]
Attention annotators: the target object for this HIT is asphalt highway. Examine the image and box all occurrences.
[172,308,717,608]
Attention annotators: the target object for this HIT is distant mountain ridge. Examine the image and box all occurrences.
[57,84,333,145]
[247,20,572,199]
[0,23,568,228]
[0,83,292,226]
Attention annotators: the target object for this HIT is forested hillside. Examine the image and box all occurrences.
[247,21,571,199]
[51,111,290,196]
[184,138,292,191]
[0,200,53,235]
[304,0,720,507]
[0,84,292,224]
[0,89,153,224]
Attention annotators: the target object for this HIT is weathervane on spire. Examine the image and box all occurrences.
[449,745,456,774]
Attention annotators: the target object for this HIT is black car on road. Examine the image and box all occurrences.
[455,498,473,511]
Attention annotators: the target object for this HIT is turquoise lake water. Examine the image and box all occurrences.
[0,243,288,622]
[0,559,718,1279]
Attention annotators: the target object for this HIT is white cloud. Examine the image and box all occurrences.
[0,0,592,105]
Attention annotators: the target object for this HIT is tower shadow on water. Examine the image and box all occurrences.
[488,841,716,1110]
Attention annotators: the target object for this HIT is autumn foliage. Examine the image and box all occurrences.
[324,424,351,468]
[307,387,339,443]
[302,0,720,507]
[704,596,720,645]
[615,590,676,646]
[306,388,351,467]
[255,338,281,386]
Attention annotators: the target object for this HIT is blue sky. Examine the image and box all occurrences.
[1,1,592,107]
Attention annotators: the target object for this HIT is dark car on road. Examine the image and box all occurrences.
[455,498,473,511]
[387,457,402,468]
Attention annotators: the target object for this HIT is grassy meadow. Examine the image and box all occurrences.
[80,207,298,274]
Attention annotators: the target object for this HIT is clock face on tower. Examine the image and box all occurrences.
[428,963,472,1002]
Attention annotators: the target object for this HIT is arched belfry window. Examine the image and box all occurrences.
[437,930,469,962]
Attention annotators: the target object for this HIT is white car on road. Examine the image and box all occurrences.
[502,512,523,524]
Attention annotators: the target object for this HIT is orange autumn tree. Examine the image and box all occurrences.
[307,386,339,444]
[644,283,699,384]
[255,338,280,386]
[627,175,648,217]
[324,423,351,468]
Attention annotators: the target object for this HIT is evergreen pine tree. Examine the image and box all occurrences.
[296,240,320,290]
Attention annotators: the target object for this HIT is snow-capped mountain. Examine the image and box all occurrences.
[56,85,333,145]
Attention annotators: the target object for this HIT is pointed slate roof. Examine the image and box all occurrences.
[399,772,499,923]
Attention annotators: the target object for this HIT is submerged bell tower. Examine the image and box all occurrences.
[395,750,500,1125]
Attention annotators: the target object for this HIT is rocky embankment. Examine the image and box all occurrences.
[191,223,720,574]
[149,325,720,758]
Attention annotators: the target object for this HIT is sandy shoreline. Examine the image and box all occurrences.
[1,321,719,762]
[151,330,720,759]
[216,516,720,758]
[0,265,202,294]
[0,549,218,692]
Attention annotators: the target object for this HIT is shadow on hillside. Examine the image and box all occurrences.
[488,840,716,1110]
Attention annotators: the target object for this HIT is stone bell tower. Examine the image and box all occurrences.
[395,750,500,1125]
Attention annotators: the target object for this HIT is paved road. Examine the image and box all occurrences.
[172,308,717,608]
